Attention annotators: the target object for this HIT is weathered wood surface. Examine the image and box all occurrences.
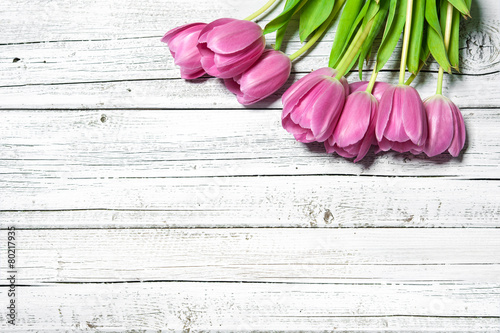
[0,0,499,331]
[2,229,500,284]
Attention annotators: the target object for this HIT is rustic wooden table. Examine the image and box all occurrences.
[1,0,499,331]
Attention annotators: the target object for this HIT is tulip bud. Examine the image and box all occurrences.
[281,67,349,143]
[376,85,428,154]
[325,91,378,162]
[161,23,207,80]
[423,94,466,157]
[197,18,266,79]
[224,50,291,105]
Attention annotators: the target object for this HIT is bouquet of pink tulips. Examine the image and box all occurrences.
[162,0,471,162]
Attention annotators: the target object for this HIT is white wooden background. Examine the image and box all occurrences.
[0,0,499,331]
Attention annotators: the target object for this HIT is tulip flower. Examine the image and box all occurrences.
[349,81,391,103]
[197,18,266,79]
[224,49,291,105]
[423,94,466,157]
[161,23,208,79]
[281,67,349,143]
[376,85,428,154]
[325,91,378,162]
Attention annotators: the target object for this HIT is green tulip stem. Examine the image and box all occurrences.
[366,67,379,94]
[335,18,375,79]
[399,0,414,85]
[436,2,454,95]
[289,0,346,62]
[244,0,279,21]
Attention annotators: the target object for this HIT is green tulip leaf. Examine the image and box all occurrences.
[364,0,382,24]
[447,0,470,16]
[328,0,366,68]
[358,1,389,78]
[446,0,471,70]
[375,0,407,72]
[408,0,425,73]
[420,28,430,63]
[299,0,335,42]
[440,0,460,70]
[380,0,398,45]
[448,7,461,70]
[274,21,290,50]
[263,0,304,35]
[426,0,451,72]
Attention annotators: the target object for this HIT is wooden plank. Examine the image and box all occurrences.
[0,109,498,179]
[1,0,494,45]
[0,70,497,109]
[0,1,498,108]
[1,228,499,284]
[0,282,499,331]
[0,15,497,86]
[0,108,498,228]
[0,175,498,228]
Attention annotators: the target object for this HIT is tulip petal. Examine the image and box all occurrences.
[224,77,242,96]
[355,99,378,162]
[424,95,454,157]
[449,102,466,157]
[162,23,205,44]
[282,68,336,108]
[198,18,236,44]
[391,140,421,153]
[238,51,291,100]
[378,137,393,151]
[180,67,206,80]
[334,92,372,147]
[291,78,333,128]
[214,37,265,78]
[207,20,263,54]
[310,78,346,142]
[401,86,427,145]
[170,26,205,67]
[282,116,308,136]
[384,87,409,142]
[376,85,396,141]
[199,49,224,77]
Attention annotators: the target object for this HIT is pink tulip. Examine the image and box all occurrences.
[325,91,378,162]
[376,85,428,154]
[161,23,207,80]
[224,50,291,105]
[197,18,266,79]
[349,81,391,102]
[281,67,349,143]
[423,95,466,157]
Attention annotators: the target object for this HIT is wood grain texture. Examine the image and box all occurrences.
[0,1,498,109]
[0,109,498,179]
[1,228,499,284]
[1,0,499,331]
[0,282,499,332]
[1,175,499,228]
[0,71,499,109]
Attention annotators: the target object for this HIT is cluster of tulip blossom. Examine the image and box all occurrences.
[162,18,291,105]
[162,0,470,162]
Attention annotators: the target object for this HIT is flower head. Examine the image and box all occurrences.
[224,50,291,105]
[281,67,349,143]
[197,18,266,79]
[423,94,466,157]
[325,91,378,162]
[376,84,428,154]
[161,23,208,79]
